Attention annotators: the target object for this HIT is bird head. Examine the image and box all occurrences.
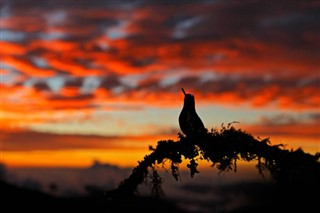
[181,88,195,108]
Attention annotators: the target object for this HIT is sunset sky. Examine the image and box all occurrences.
[1,0,319,169]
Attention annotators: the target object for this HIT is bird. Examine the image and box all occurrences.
[179,88,206,137]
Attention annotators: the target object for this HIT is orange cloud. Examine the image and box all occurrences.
[1,56,55,77]
[30,40,79,52]
[1,41,26,55]
[58,86,80,97]
[0,84,95,129]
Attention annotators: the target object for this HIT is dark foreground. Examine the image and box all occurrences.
[1,180,318,213]
[1,180,186,213]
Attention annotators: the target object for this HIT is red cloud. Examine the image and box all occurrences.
[1,41,26,55]
[30,40,79,52]
[1,56,55,77]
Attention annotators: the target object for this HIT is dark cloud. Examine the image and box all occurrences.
[99,75,122,90]
[5,0,320,46]
[7,0,135,11]
[64,77,84,88]
[308,113,320,122]
[130,57,156,67]
[132,73,319,108]
[259,114,299,125]
[128,0,320,44]
[126,0,319,78]
[48,93,94,101]
[136,77,162,92]
[32,80,50,91]
[1,129,162,151]
[3,131,102,151]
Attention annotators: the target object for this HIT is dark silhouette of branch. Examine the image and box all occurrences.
[106,123,320,200]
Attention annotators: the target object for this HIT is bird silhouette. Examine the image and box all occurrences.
[179,88,206,137]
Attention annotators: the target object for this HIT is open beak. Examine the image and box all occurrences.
[181,88,186,96]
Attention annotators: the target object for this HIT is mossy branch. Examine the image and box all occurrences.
[106,124,320,200]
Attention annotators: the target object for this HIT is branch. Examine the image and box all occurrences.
[105,124,320,200]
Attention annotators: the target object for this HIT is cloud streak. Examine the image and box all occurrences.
[1,129,171,151]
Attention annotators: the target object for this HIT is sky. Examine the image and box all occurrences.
[1,0,319,169]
